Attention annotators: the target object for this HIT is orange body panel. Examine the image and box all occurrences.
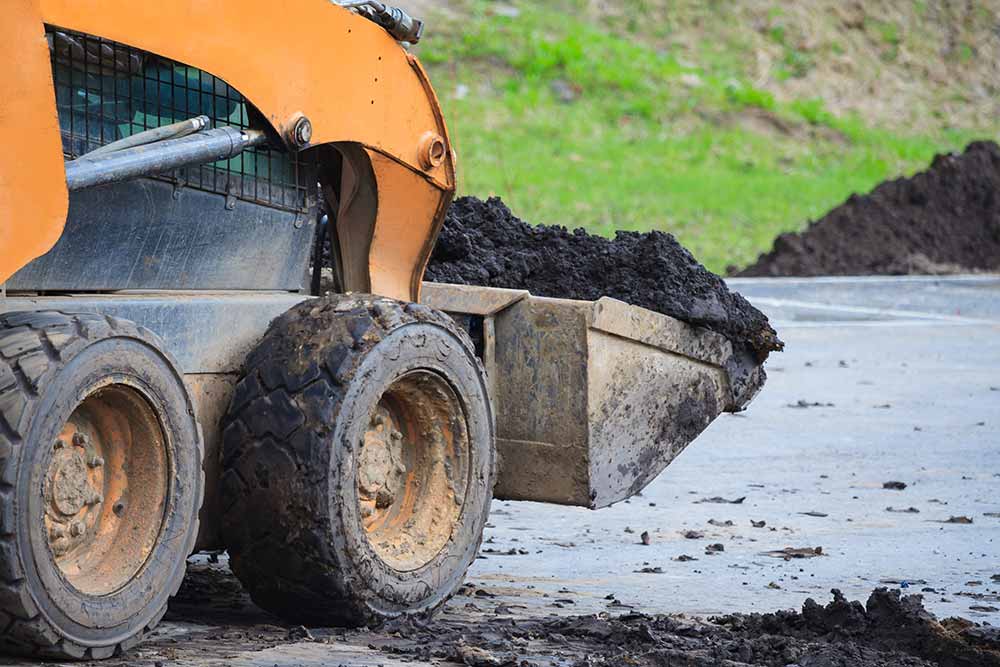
[2,0,454,301]
[0,2,69,285]
[367,149,451,299]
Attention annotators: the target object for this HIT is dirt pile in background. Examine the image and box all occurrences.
[739,141,1000,277]
[376,588,1000,667]
[426,197,782,360]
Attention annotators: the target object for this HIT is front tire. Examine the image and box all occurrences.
[0,311,204,659]
[221,295,495,626]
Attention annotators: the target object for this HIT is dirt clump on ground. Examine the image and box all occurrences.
[376,588,1000,667]
[739,141,1000,277]
[425,196,782,361]
[97,563,1000,667]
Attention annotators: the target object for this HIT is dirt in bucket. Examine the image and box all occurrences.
[425,196,782,361]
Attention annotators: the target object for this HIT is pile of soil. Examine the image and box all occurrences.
[376,588,1000,667]
[425,197,782,361]
[739,141,1000,277]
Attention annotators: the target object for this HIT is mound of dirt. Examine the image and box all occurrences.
[739,141,1000,277]
[377,588,1000,667]
[425,196,782,360]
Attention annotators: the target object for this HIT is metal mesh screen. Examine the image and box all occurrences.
[48,27,308,212]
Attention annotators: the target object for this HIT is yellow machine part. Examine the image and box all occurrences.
[1,0,456,302]
[0,2,69,286]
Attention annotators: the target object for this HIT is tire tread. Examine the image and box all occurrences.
[0,311,203,659]
[222,294,488,626]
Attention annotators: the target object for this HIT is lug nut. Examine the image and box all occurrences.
[287,116,312,149]
[49,525,66,539]
[69,521,85,538]
[53,438,66,450]
[87,455,104,468]
[72,432,88,447]
[391,430,403,441]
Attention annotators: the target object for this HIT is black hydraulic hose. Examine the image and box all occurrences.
[311,213,330,296]
[65,127,267,191]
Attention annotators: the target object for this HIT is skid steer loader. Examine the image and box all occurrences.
[0,1,766,659]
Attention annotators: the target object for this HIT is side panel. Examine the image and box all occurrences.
[0,2,68,283]
[490,298,594,506]
[0,293,307,373]
[8,179,316,292]
[367,150,454,300]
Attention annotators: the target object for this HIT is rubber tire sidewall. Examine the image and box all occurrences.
[15,337,200,648]
[333,321,494,619]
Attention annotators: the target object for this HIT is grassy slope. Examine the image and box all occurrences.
[413,1,999,272]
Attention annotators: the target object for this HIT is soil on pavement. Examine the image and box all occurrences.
[86,562,1000,667]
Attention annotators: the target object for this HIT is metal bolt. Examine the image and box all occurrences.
[87,455,104,468]
[72,432,88,447]
[418,132,447,170]
[53,438,66,450]
[288,116,312,149]
[69,521,85,538]
[391,430,403,441]
[49,525,66,539]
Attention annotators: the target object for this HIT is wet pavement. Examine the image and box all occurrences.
[470,275,1000,622]
[4,275,998,666]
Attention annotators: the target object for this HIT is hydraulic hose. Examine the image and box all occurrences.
[83,115,211,158]
[65,127,266,191]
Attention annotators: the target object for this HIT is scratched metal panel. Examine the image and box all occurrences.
[421,284,768,509]
[0,292,308,373]
[8,177,315,292]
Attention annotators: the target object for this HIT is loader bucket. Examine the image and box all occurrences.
[422,283,766,509]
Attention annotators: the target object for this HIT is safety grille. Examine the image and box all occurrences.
[47,27,309,212]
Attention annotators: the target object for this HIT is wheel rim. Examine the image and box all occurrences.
[358,370,470,572]
[43,383,169,596]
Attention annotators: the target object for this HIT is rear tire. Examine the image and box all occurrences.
[0,311,203,659]
[221,294,495,626]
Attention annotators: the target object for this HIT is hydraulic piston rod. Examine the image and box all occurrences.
[64,126,267,191]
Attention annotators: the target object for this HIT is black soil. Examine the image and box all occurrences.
[425,196,782,360]
[150,564,1000,667]
[739,141,1000,277]
[375,588,999,667]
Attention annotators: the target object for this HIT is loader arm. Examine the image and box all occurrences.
[1,0,455,302]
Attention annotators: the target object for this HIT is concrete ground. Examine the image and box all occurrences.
[472,275,1000,621]
[5,275,998,666]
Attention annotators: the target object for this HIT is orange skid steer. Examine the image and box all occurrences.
[0,1,764,659]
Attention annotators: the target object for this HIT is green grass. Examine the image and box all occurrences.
[415,1,994,273]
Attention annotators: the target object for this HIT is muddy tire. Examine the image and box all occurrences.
[221,294,494,626]
[0,311,203,659]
